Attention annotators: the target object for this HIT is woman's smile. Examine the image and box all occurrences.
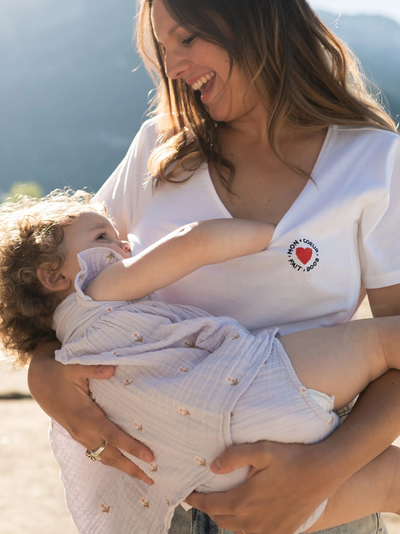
[151,0,262,123]
[190,71,215,93]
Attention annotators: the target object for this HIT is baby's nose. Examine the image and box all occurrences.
[120,240,131,253]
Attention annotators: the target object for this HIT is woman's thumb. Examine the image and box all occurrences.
[210,443,267,474]
[71,364,115,380]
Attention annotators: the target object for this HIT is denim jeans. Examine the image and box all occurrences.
[168,473,389,534]
[190,510,388,534]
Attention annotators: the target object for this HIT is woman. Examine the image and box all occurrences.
[28,0,400,533]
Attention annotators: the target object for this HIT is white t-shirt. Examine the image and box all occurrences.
[96,118,400,335]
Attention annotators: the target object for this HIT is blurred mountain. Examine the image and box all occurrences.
[320,11,400,120]
[0,0,152,194]
[1,2,400,194]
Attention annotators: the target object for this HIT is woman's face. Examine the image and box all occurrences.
[151,0,262,124]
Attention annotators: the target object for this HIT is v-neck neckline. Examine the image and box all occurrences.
[202,126,334,231]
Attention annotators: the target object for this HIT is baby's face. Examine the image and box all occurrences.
[60,210,131,283]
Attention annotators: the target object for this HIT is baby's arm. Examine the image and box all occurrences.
[86,219,274,302]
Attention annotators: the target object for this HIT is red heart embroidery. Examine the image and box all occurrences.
[296,247,312,265]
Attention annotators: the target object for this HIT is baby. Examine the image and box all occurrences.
[1,190,400,534]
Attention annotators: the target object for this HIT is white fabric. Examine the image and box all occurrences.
[50,248,339,534]
[96,119,400,335]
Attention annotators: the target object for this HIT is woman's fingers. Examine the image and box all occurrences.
[62,365,154,464]
[186,481,259,532]
[60,401,155,481]
[186,492,237,520]
[84,439,154,484]
[186,441,333,534]
[69,363,116,380]
[99,450,154,485]
[29,347,154,481]
[186,443,271,532]
[69,428,153,482]
[55,381,154,479]
[63,362,115,394]
[82,408,153,463]
[210,442,270,474]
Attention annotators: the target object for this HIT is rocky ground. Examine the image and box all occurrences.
[0,299,399,534]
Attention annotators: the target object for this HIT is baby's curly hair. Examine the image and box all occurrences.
[0,189,106,368]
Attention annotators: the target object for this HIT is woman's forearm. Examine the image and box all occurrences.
[28,341,63,408]
[313,369,400,489]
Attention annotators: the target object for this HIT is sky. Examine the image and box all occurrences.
[309,0,400,26]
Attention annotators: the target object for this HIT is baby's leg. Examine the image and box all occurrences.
[304,445,400,532]
[280,316,400,410]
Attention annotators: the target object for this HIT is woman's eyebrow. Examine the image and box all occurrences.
[168,23,180,36]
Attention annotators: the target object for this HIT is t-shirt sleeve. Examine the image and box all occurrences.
[359,136,400,289]
[94,117,159,241]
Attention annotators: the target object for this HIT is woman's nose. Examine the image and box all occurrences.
[164,51,190,80]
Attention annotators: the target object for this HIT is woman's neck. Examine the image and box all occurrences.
[221,108,270,147]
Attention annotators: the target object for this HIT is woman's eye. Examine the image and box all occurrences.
[182,34,196,46]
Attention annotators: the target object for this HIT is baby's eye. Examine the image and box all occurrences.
[96,232,106,240]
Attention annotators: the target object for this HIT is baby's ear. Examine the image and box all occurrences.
[37,263,71,293]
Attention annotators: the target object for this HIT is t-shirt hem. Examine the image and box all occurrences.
[363,269,400,289]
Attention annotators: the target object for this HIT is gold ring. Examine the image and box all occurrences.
[85,441,108,461]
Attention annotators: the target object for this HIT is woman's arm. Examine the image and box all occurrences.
[28,123,160,480]
[368,284,400,317]
[186,284,400,533]
[187,370,400,533]
[28,342,155,483]
[87,219,274,302]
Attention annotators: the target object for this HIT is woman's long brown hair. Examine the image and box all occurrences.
[137,0,397,191]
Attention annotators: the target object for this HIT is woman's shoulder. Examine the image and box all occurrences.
[312,126,400,196]
[330,125,400,151]
[94,116,165,237]
[128,115,163,154]
[137,114,162,135]
[320,126,400,180]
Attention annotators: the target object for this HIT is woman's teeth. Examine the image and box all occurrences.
[192,72,215,92]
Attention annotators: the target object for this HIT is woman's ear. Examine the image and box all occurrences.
[37,263,71,293]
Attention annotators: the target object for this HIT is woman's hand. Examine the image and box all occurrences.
[28,341,154,484]
[186,441,339,534]
[187,370,400,534]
